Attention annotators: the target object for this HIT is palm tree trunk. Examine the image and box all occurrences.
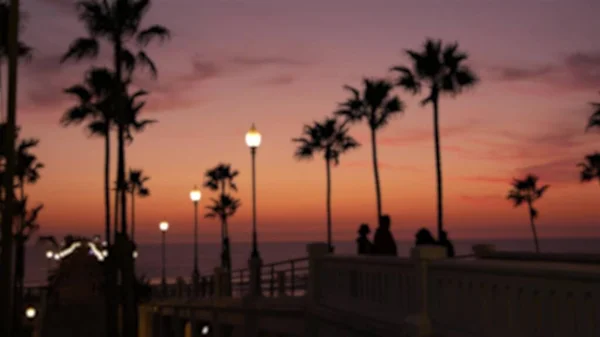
[0,2,19,335]
[12,236,25,336]
[528,204,540,253]
[325,157,333,252]
[370,128,383,221]
[130,190,135,242]
[432,93,444,239]
[104,128,111,245]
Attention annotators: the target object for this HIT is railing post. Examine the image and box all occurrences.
[306,242,330,302]
[277,271,286,297]
[290,261,295,296]
[269,265,275,297]
[213,267,223,297]
[403,244,447,337]
[248,256,263,297]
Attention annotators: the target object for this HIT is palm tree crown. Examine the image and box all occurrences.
[335,79,404,130]
[391,39,477,102]
[127,169,150,196]
[205,194,241,223]
[203,163,239,194]
[293,117,360,164]
[578,153,600,184]
[507,174,549,253]
[61,0,170,79]
[585,95,600,131]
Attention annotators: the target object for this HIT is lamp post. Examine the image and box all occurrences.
[190,186,202,295]
[245,124,261,259]
[159,220,169,294]
[246,124,263,297]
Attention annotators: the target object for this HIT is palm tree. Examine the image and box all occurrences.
[61,0,170,238]
[292,117,360,251]
[204,193,241,271]
[12,199,43,337]
[126,168,150,242]
[203,163,239,270]
[578,153,600,184]
[62,67,116,245]
[507,174,549,253]
[0,1,25,333]
[585,95,600,130]
[0,2,32,122]
[391,38,478,238]
[335,78,403,222]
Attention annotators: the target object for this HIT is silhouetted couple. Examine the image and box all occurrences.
[356,215,397,256]
[414,228,455,257]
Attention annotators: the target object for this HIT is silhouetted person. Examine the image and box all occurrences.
[415,228,436,246]
[373,215,397,256]
[356,223,373,255]
[438,230,455,257]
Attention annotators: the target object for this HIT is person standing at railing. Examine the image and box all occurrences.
[356,224,373,255]
[437,230,455,258]
[372,215,397,256]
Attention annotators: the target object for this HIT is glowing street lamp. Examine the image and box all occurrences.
[190,186,202,295]
[25,306,36,320]
[245,124,261,259]
[159,220,169,292]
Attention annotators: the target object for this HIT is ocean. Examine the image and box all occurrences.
[24,237,600,286]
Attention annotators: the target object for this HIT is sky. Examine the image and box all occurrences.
[5,0,600,243]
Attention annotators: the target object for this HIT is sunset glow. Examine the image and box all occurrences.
[13,0,600,243]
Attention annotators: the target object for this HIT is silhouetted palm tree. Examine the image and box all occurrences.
[62,67,116,245]
[292,117,360,251]
[12,199,42,336]
[507,174,549,253]
[0,3,30,332]
[0,2,32,122]
[585,96,600,130]
[205,194,241,271]
[126,168,150,242]
[61,0,170,237]
[578,153,600,184]
[391,39,478,238]
[336,79,403,222]
[204,163,239,270]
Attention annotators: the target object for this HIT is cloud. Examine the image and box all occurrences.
[489,50,600,91]
[230,56,309,67]
[343,160,421,172]
[513,157,581,185]
[379,121,479,147]
[455,175,509,184]
[260,74,295,86]
[459,194,502,204]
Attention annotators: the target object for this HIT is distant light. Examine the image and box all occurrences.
[25,306,36,319]
[87,242,105,262]
[245,123,261,148]
[53,254,60,261]
[132,251,138,259]
[190,186,201,202]
[45,250,53,259]
[101,241,108,247]
[93,235,100,242]
[102,250,108,257]
[201,325,210,335]
[159,221,169,232]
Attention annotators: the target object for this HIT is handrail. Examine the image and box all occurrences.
[149,256,310,300]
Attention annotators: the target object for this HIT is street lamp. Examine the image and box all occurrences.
[245,123,261,259]
[190,186,202,295]
[159,220,169,293]
[25,306,36,320]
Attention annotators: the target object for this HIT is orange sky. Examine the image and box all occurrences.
[7,0,600,243]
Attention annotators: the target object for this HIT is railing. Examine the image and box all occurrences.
[427,259,600,337]
[149,257,309,300]
[313,254,418,324]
